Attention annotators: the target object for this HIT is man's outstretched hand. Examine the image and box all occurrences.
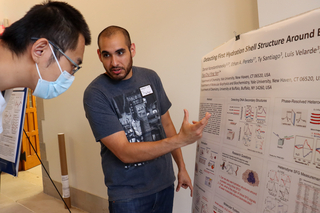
[178,109,211,146]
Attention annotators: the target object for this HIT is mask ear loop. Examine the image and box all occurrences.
[49,44,63,73]
[35,63,43,79]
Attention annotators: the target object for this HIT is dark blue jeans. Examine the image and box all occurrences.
[109,184,174,213]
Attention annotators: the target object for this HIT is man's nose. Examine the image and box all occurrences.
[111,56,118,66]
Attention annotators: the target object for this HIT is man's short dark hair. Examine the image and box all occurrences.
[0,0,91,57]
[98,26,131,50]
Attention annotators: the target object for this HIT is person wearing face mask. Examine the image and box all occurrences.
[32,38,78,99]
[0,1,91,133]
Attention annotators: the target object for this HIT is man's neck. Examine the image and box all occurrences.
[0,40,35,91]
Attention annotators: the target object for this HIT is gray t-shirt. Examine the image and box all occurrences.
[83,66,175,201]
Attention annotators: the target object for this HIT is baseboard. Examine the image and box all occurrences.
[42,175,109,213]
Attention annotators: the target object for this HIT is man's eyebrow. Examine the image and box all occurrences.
[116,48,126,53]
[101,50,110,55]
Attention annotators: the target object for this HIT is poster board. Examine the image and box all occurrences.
[0,88,27,176]
[193,8,320,213]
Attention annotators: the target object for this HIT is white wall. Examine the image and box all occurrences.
[1,1,258,212]
[258,0,320,27]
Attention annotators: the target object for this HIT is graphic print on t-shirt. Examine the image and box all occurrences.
[112,85,165,168]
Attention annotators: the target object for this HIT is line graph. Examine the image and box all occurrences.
[256,106,267,124]
[294,135,314,164]
[245,105,254,122]
[277,202,288,213]
[279,174,291,201]
[281,109,307,127]
[279,184,290,201]
[255,125,265,150]
[280,174,291,187]
[267,181,278,197]
[264,197,288,213]
[266,170,291,201]
[282,110,295,126]
[313,139,320,166]
[242,123,253,147]
[267,170,279,197]
[264,197,276,213]
[268,170,279,182]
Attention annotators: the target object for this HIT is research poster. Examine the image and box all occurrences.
[0,88,27,176]
[193,9,320,213]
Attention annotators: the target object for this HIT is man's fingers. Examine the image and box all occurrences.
[181,184,188,189]
[192,112,211,129]
[190,184,194,197]
[176,183,181,192]
[183,109,189,123]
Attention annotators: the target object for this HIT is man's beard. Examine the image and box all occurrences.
[105,58,133,81]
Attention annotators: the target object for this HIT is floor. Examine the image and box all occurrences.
[0,165,87,213]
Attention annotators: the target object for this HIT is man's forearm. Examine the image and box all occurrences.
[101,110,211,164]
[171,148,186,171]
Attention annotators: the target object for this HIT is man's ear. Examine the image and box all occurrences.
[31,38,50,63]
[97,49,103,62]
[130,43,136,57]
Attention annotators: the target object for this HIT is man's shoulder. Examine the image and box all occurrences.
[84,74,109,96]
[86,74,108,88]
[133,66,159,78]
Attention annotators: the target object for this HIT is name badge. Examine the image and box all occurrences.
[140,85,153,96]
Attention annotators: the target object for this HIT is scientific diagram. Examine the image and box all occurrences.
[240,122,266,152]
[194,142,218,191]
[256,106,267,124]
[281,109,307,128]
[241,104,268,124]
[266,170,291,202]
[310,113,320,125]
[192,186,212,213]
[225,102,268,154]
[201,203,208,213]
[255,125,265,150]
[225,104,241,146]
[279,174,291,202]
[295,178,320,213]
[314,139,320,167]
[242,169,259,187]
[293,135,314,165]
[273,132,294,147]
[196,9,320,213]
[220,161,239,176]
[242,123,253,147]
[264,197,288,213]
[244,105,255,122]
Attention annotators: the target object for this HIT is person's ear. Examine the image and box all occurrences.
[31,38,50,63]
[97,49,103,62]
[130,43,136,57]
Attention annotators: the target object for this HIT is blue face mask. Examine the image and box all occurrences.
[33,45,75,99]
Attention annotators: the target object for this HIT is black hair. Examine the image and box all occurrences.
[0,0,91,57]
[98,26,131,50]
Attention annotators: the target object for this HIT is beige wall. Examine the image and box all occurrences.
[258,0,320,27]
[1,1,258,212]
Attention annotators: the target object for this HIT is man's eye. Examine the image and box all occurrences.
[118,51,124,55]
[103,54,110,58]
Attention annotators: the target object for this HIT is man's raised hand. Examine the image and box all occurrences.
[178,109,211,146]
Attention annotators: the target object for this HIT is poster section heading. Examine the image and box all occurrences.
[201,29,320,93]
[203,28,320,63]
